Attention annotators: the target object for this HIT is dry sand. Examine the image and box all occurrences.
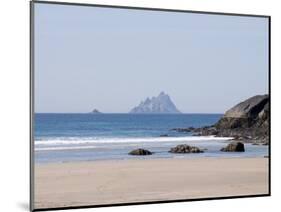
[34,158,269,209]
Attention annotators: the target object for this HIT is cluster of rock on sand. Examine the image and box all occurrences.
[129,142,245,156]
[129,94,269,156]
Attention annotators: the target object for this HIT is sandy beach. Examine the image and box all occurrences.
[34,157,269,209]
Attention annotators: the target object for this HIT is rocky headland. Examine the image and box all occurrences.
[172,94,269,144]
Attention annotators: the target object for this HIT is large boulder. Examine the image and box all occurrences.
[169,144,204,153]
[224,95,268,119]
[129,148,152,156]
[220,142,245,152]
[215,95,269,129]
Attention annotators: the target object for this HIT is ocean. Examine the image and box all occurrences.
[34,113,268,163]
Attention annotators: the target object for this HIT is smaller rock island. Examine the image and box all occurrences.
[91,109,102,114]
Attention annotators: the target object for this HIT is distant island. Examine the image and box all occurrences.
[91,109,102,114]
[130,92,181,114]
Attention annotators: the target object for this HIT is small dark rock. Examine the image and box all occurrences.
[220,141,245,152]
[169,144,204,153]
[231,135,246,141]
[129,148,152,156]
[171,127,195,133]
[192,133,202,136]
[262,140,269,145]
[160,134,168,137]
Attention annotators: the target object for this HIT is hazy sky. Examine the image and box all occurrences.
[34,3,269,113]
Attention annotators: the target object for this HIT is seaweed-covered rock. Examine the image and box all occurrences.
[220,142,245,152]
[129,148,152,156]
[169,144,204,153]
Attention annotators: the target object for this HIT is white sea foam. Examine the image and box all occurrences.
[35,136,232,147]
[35,145,98,151]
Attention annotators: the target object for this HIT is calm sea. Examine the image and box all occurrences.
[34,113,268,163]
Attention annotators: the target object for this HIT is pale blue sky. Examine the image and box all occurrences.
[34,3,269,113]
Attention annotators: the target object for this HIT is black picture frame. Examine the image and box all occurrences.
[30,1,271,211]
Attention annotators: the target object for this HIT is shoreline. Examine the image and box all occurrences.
[34,136,269,164]
[34,154,268,165]
[34,157,269,209]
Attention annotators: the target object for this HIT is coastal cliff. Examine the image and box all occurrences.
[173,94,269,143]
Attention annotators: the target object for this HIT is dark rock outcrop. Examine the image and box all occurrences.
[215,95,269,130]
[169,144,204,153]
[129,148,152,156]
[171,127,195,132]
[172,94,269,144]
[220,142,245,152]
